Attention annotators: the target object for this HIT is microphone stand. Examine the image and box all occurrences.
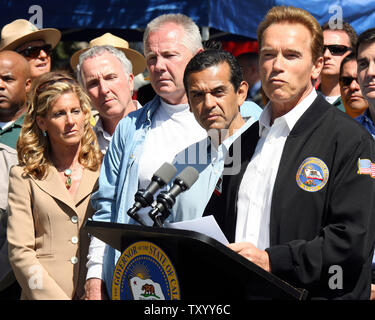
[149,191,177,227]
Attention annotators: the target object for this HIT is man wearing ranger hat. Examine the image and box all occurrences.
[70,32,146,76]
[74,33,146,153]
[0,19,61,79]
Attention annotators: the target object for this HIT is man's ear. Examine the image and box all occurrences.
[196,48,204,55]
[25,77,32,93]
[237,80,249,107]
[128,73,135,93]
[311,56,324,81]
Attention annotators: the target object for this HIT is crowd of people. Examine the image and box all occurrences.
[0,5,375,300]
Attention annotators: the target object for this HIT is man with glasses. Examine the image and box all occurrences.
[339,52,368,118]
[319,22,357,112]
[0,19,61,79]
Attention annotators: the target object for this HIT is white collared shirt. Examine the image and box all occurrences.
[86,99,207,280]
[235,89,317,250]
[93,100,142,154]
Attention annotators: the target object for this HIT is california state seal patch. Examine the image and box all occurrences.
[296,157,329,192]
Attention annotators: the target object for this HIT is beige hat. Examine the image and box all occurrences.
[70,33,146,76]
[0,19,61,51]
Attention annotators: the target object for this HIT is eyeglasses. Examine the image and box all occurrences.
[323,45,351,56]
[16,44,52,58]
[36,77,76,94]
[340,76,358,87]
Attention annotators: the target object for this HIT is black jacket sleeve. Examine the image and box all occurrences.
[266,135,375,299]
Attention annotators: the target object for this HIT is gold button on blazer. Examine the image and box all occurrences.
[7,165,99,300]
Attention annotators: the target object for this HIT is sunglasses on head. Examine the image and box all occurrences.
[340,76,358,87]
[36,77,76,94]
[323,45,351,55]
[16,44,52,58]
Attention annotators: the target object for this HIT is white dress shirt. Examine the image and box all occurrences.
[235,89,318,250]
[86,99,207,280]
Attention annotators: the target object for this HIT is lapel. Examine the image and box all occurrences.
[31,166,99,214]
[204,122,260,242]
[269,94,331,242]
[74,167,99,206]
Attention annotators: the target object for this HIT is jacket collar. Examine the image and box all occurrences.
[288,93,332,137]
[135,95,161,128]
[31,166,99,214]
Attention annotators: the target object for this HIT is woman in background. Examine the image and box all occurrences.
[7,72,102,299]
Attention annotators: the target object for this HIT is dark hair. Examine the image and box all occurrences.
[183,49,243,94]
[322,21,358,49]
[236,52,259,66]
[356,28,375,58]
[339,52,356,77]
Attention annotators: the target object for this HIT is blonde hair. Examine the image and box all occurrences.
[17,71,102,179]
[257,6,323,63]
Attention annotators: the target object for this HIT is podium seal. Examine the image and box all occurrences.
[112,241,180,300]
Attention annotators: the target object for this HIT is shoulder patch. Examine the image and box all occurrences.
[357,158,375,178]
[296,157,329,192]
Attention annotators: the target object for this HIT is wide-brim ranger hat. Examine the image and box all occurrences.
[70,32,146,76]
[0,19,61,51]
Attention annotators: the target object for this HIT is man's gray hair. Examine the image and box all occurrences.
[143,14,203,54]
[76,45,133,88]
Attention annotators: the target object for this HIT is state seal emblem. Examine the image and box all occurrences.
[112,241,180,300]
[296,157,329,192]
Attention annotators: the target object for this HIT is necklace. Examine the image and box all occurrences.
[64,169,73,189]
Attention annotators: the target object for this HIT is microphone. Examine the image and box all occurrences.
[148,166,199,227]
[127,162,177,225]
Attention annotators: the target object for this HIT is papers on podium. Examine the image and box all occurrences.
[165,215,229,245]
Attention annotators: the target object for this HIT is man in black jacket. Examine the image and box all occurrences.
[204,6,375,299]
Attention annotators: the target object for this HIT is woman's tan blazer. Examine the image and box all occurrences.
[7,165,99,300]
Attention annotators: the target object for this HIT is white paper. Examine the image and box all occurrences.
[164,215,229,245]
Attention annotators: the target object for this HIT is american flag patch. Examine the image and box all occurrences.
[214,177,223,196]
[357,159,375,178]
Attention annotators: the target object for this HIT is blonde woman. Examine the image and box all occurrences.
[7,72,102,299]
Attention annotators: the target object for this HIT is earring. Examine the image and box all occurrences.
[43,130,47,137]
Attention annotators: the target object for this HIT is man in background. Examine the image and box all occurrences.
[355,28,375,300]
[339,52,368,118]
[76,41,145,153]
[236,51,263,107]
[0,51,31,299]
[0,19,61,79]
[85,14,208,299]
[356,28,375,140]
[319,22,357,111]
